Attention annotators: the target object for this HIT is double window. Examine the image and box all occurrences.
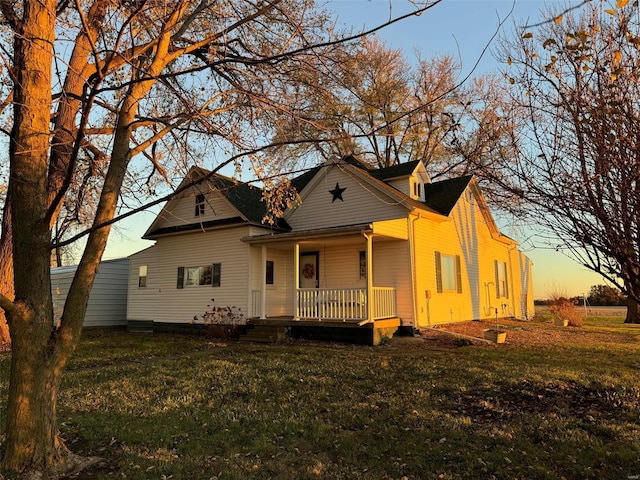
[435,251,462,293]
[177,264,221,288]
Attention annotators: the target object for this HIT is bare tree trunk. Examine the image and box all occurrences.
[1,0,66,474]
[625,278,640,324]
[3,325,67,473]
[626,298,640,324]
[0,200,13,343]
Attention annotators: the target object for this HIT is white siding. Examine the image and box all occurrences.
[386,178,411,197]
[152,226,252,323]
[288,166,407,231]
[371,240,413,324]
[149,187,239,232]
[52,258,129,327]
[127,246,160,322]
[265,249,293,317]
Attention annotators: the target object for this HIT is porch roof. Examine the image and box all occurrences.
[241,223,373,245]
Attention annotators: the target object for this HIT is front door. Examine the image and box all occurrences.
[299,252,319,288]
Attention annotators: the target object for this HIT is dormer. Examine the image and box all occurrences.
[370,160,431,200]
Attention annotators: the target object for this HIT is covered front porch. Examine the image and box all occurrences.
[242,221,411,325]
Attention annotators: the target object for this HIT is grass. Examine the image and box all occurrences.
[1,319,640,479]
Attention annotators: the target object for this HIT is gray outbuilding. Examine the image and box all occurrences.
[51,257,129,328]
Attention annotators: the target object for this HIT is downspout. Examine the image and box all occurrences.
[294,243,300,320]
[506,245,516,319]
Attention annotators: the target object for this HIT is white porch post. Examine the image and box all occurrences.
[366,233,373,322]
[294,243,300,320]
[260,246,267,319]
[246,245,253,317]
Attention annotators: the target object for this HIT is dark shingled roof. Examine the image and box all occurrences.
[208,175,291,230]
[290,165,322,193]
[369,160,421,181]
[423,175,473,216]
[145,217,247,238]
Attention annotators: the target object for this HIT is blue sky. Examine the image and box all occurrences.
[103,0,605,299]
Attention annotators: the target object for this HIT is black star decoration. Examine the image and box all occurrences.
[329,182,346,203]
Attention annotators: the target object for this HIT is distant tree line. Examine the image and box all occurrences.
[535,285,627,307]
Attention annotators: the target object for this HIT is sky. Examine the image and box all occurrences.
[103,0,606,299]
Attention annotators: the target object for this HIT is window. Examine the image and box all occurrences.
[266,260,274,285]
[435,251,462,293]
[359,250,366,280]
[138,265,147,288]
[195,194,205,216]
[413,181,422,199]
[177,263,221,288]
[495,260,508,298]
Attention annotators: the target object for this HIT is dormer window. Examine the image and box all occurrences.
[195,194,205,216]
[413,181,423,200]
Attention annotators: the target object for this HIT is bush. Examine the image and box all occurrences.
[549,297,584,327]
[193,299,246,339]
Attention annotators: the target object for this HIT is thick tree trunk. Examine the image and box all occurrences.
[625,296,640,324]
[2,0,65,475]
[3,327,66,473]
[0,200,13,344]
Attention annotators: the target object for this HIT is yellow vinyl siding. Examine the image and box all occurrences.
[412,186,524,326]
[372,218,409,239]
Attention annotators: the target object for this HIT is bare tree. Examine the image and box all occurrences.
[0,0,436,476]
[498,0,640,322]
[269,35,517,178]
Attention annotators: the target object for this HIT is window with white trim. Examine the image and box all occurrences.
[138,265,147,288]
[495,260,508,298]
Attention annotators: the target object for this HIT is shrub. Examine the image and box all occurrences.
[193,299,246,339]
[549,297,584,327]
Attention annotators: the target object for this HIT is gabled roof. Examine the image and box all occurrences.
[207,174,269,226]
[424,175,473,216]
[144,167,290,238]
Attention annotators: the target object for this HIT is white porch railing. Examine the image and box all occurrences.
[371,287,397,320]
[296,287,396,322]
[251,290,262,318]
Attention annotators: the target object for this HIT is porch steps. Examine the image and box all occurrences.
[240,324,288,343]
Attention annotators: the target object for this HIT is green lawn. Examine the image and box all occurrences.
[2,319,640,479]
